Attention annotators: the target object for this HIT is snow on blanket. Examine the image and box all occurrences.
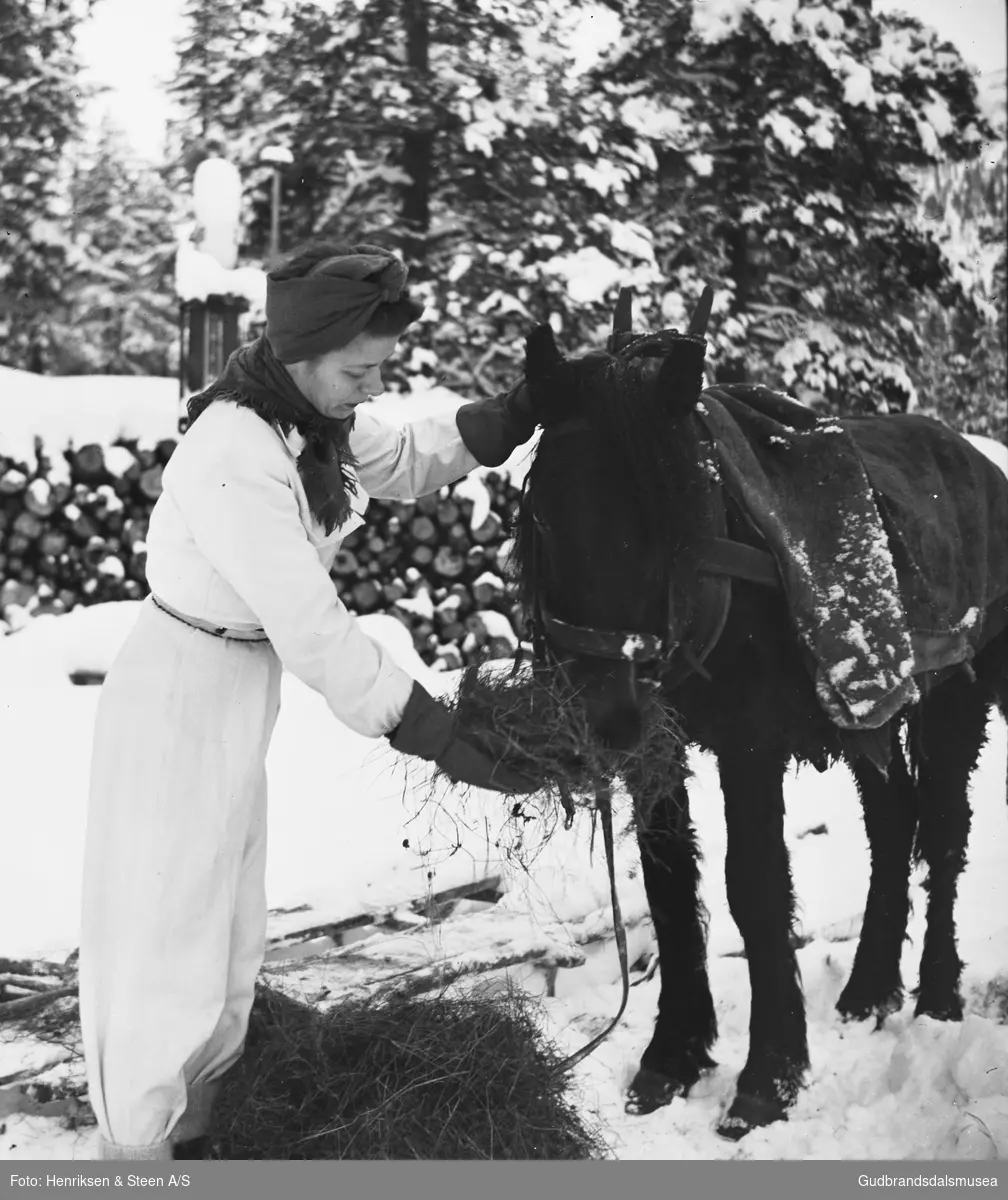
[697,389,1008,733]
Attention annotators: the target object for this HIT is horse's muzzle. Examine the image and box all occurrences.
[561,657,645,751]
[588,698,644,750]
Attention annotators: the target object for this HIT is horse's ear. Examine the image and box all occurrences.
[686,285,715,338]
[607,287,634,353]
[651,336,707,420]
[524,323,564,383]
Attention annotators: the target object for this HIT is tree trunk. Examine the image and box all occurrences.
[727,219,750,315]
[401,0,433,265]
[718,49,758,383]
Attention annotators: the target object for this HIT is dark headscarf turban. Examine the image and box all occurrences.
[265,245,411,363]
[185,246,419,534]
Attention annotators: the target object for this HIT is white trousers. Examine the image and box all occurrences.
[79,598,282,1154]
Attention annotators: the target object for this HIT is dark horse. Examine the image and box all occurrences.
[513,296,1008,1139]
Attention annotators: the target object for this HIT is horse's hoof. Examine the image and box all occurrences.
[716,1091,787,1141]
[625,1068,688,1116]
[914,996,963,1022]
[836,986,903,1027]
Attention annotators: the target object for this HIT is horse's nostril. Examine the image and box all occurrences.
[593,704,643,751]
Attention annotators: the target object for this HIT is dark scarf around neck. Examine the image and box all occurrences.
[186,335,358,534]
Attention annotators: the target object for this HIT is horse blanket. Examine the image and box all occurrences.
[696,385,1008,731]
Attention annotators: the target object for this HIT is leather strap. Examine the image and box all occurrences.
[151,595,270,642]
[697,536,781,590]
[540,610,665,662]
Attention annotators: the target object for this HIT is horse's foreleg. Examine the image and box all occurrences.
[837,726,917,1023]
[913,675,988,1021]
[625,760,717,1116]
[717,747,808,1140]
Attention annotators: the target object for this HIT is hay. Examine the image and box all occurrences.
[445,661,685,815]
[2,980,607,1160]
[209,981,608,1160]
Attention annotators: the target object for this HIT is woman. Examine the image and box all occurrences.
[79,242,541,1161]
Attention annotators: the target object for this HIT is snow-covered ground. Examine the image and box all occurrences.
[1,376,1006,1159]
[0,600,1005,1161]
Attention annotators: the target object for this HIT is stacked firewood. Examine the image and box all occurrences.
[333,485,527,670]
[0,437,174,629]
[0,436,528,669]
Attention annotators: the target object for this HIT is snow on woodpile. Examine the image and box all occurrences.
[0,371,541,665]
[0,368,180,465]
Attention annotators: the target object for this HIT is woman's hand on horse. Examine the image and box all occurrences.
[387,680,542,794]
[455,379,539,467]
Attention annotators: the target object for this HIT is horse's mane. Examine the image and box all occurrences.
[514,348,711,608]
[585,356,703,557]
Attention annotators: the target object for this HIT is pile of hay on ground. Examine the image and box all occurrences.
[444,661,685,812]
[209,981,608,1160]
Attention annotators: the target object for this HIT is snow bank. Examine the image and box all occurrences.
[1,592,1006,1160]
[965,433,1008,479]
[0,602,582,960]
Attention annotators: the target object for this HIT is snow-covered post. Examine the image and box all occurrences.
[193,157,242,272]
[175,157,258,430]
[260,145,293,268]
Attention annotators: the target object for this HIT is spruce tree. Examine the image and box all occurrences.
[913,123,1006,438]
[61,122,180,376]
[0,0,84,371]
[595,0,994,413]
[167,0,272,177]
[167,0,684,393]
[163,0,999,418]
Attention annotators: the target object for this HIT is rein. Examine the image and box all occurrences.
[553,784,631,1075]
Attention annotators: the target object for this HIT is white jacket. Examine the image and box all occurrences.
[145,399,479,737]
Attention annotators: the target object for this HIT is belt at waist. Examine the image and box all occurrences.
[151,594,270,642]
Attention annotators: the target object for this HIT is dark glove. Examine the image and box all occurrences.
[455,379,538,467]
[388,680,542,794]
